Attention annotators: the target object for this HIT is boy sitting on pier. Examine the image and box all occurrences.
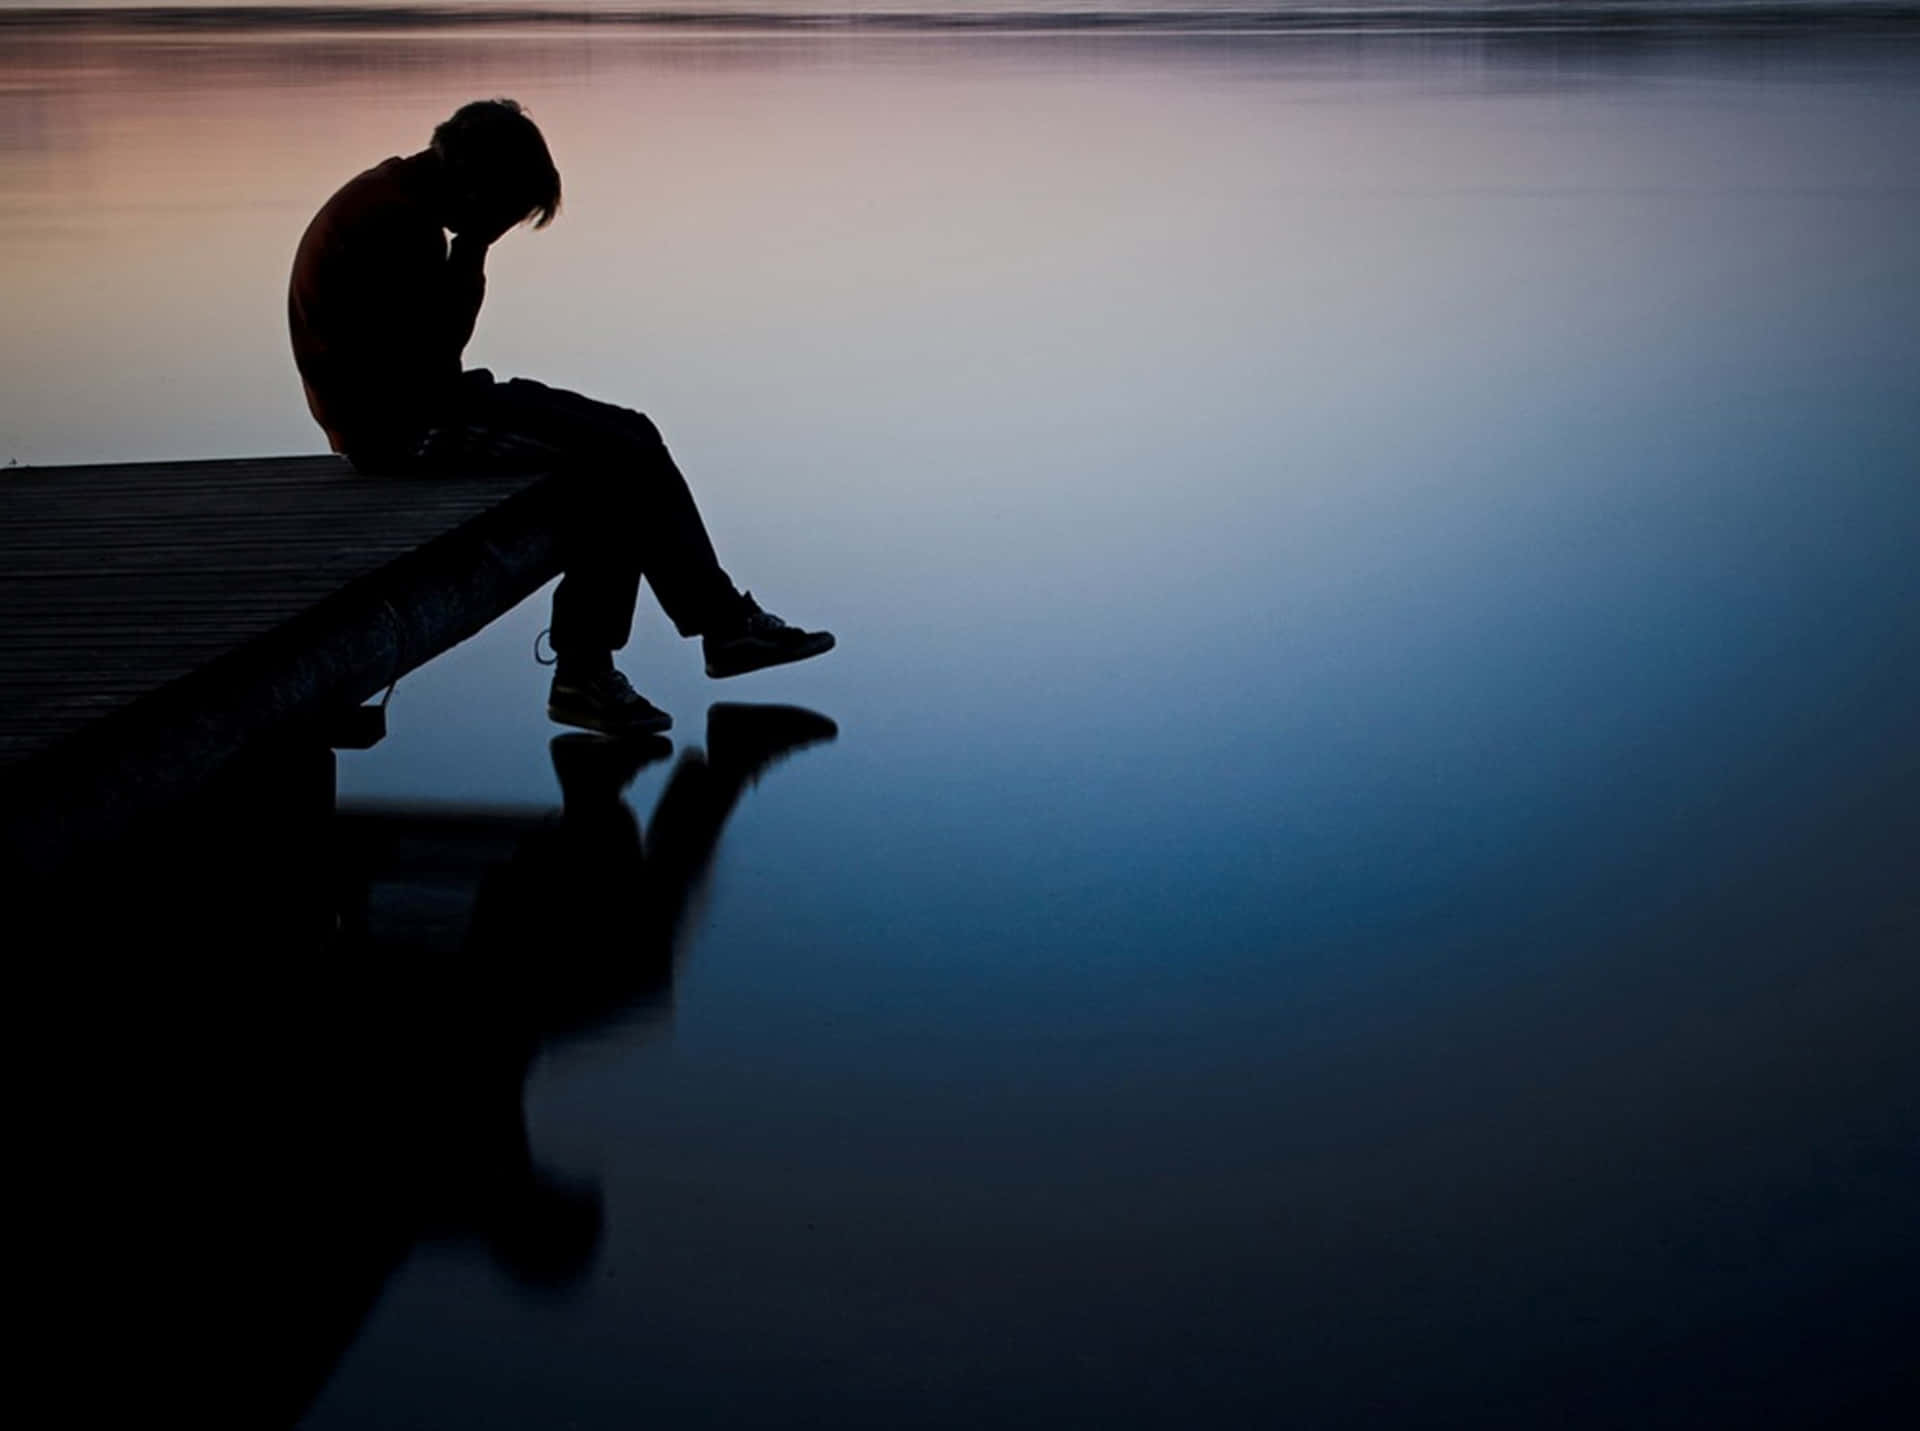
[288,98,833,736]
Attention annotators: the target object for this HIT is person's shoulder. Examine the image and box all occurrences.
[299,155,438,263]
[324,156,422,220]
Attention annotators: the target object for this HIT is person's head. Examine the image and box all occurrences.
[430,98,561,237]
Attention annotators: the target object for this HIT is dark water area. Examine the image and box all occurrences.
[9,18,1919,1429]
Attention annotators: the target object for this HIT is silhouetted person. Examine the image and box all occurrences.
[288,99,834,736]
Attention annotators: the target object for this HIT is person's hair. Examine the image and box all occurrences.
[431,98,562,229]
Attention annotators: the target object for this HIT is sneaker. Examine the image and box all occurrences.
[547,669,673,736]
[703,592,835,680]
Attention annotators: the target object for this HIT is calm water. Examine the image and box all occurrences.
[8,19,1919,1428]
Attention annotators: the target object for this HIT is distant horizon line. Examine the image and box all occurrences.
[7,0,1920,36]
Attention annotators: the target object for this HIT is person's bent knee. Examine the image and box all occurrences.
[611,411,668,464]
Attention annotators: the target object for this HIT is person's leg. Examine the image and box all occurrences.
[474,377,746,650]
[414,372,833,731]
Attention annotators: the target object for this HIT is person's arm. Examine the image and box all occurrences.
[359,215,475,420]
[442,232,489,360]
[309,204,478,446]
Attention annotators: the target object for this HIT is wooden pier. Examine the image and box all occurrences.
[0,455,564,879]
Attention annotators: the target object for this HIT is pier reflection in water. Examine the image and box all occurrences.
[40,705,836,1426]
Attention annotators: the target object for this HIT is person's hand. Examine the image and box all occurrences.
[449,230,493,267]
[452,191,525,249]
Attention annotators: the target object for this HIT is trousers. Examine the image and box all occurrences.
[355,370,743,658]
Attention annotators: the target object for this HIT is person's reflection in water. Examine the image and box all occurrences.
[482,701,838,1040]
[280,703,838,1422]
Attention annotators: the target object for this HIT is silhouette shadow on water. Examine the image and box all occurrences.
[33,703,836,1427]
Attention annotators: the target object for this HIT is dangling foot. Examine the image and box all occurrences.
[547,669,673,736]
[706,703,839,786]
[702,593,835,679]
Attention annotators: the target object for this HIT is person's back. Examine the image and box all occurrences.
[288,152,482,466]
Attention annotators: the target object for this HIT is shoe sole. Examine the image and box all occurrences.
[547,702,673,736]
[705,632,836,680]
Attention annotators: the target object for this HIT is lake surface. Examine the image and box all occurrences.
[7,18,1919,1428]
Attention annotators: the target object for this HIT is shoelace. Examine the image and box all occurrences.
[737,592,791,635]
[556,668,641,701]
[593,670,641,701]
[541,633,640,703]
